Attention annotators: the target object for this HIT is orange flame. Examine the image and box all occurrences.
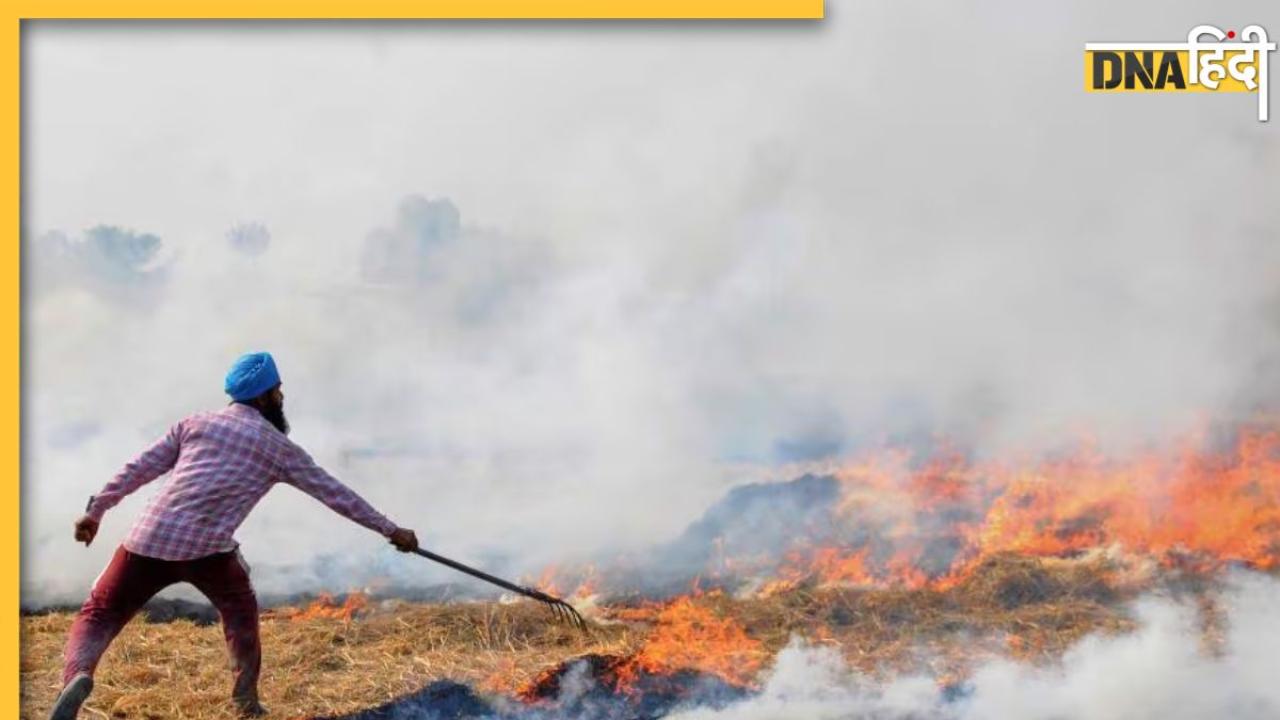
[509,423,1279,695]
[285,592,369,622]
[613,594,766,692]
[789,425,1280,590]
[530,564,600,601]
[532,425,1280,601]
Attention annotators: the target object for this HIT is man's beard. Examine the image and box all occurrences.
[258,398,290,435]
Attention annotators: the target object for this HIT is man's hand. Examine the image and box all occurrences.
[74,515,99,546]
[388,527,418,553]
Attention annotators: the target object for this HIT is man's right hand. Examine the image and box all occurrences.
[389,527,418,553]
[74,515,99,546]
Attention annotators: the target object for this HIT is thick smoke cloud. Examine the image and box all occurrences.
[22,0,1280,604]
[669,573,1280,720]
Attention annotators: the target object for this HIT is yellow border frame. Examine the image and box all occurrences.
[18,1,823,19]
[8,2,821,716]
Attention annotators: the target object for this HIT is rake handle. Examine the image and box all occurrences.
[409,547,554,603]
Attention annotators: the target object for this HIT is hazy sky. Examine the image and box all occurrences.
[21,3,1280,602]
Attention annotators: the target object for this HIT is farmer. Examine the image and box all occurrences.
[50,352,419,720]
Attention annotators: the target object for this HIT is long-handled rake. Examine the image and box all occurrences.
[410,547,588,631]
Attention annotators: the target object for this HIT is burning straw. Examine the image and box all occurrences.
[20,424,1279,718]
[20,553,1164,720]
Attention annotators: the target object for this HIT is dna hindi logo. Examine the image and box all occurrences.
[1084,25,1275,121]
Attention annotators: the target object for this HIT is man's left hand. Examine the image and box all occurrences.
[74,515,99,546]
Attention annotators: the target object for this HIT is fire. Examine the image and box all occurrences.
[498,422,1278,705]
[535,423,1280,600]
[612,593,766,692]
[481,657,524,695]
[795,424,1280,590]
[284,592,369,622]
[571,565,600,600]
[531,564,600,601]
[530,565,562,597]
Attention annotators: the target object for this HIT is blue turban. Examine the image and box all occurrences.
[225,352,281,401]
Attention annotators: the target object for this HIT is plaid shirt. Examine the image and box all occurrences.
[87,403,398,561]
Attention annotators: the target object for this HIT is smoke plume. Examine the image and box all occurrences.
[669,573,1280,720]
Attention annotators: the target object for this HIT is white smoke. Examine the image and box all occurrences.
[22,0,1280,603]
[669,642,940,720]
[670,572,1280,720]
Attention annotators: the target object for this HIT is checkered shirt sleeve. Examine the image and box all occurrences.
[277,441,398,537]
[86,423,183,522]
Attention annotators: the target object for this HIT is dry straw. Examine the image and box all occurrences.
[21,554,1174,720]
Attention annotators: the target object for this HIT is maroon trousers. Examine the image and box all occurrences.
[62,545,260,703]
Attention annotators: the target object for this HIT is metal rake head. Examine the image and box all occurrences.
[407,546,589,632]
[527,588,588,631]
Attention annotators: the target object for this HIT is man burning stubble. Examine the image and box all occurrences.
[50,352,420,719]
